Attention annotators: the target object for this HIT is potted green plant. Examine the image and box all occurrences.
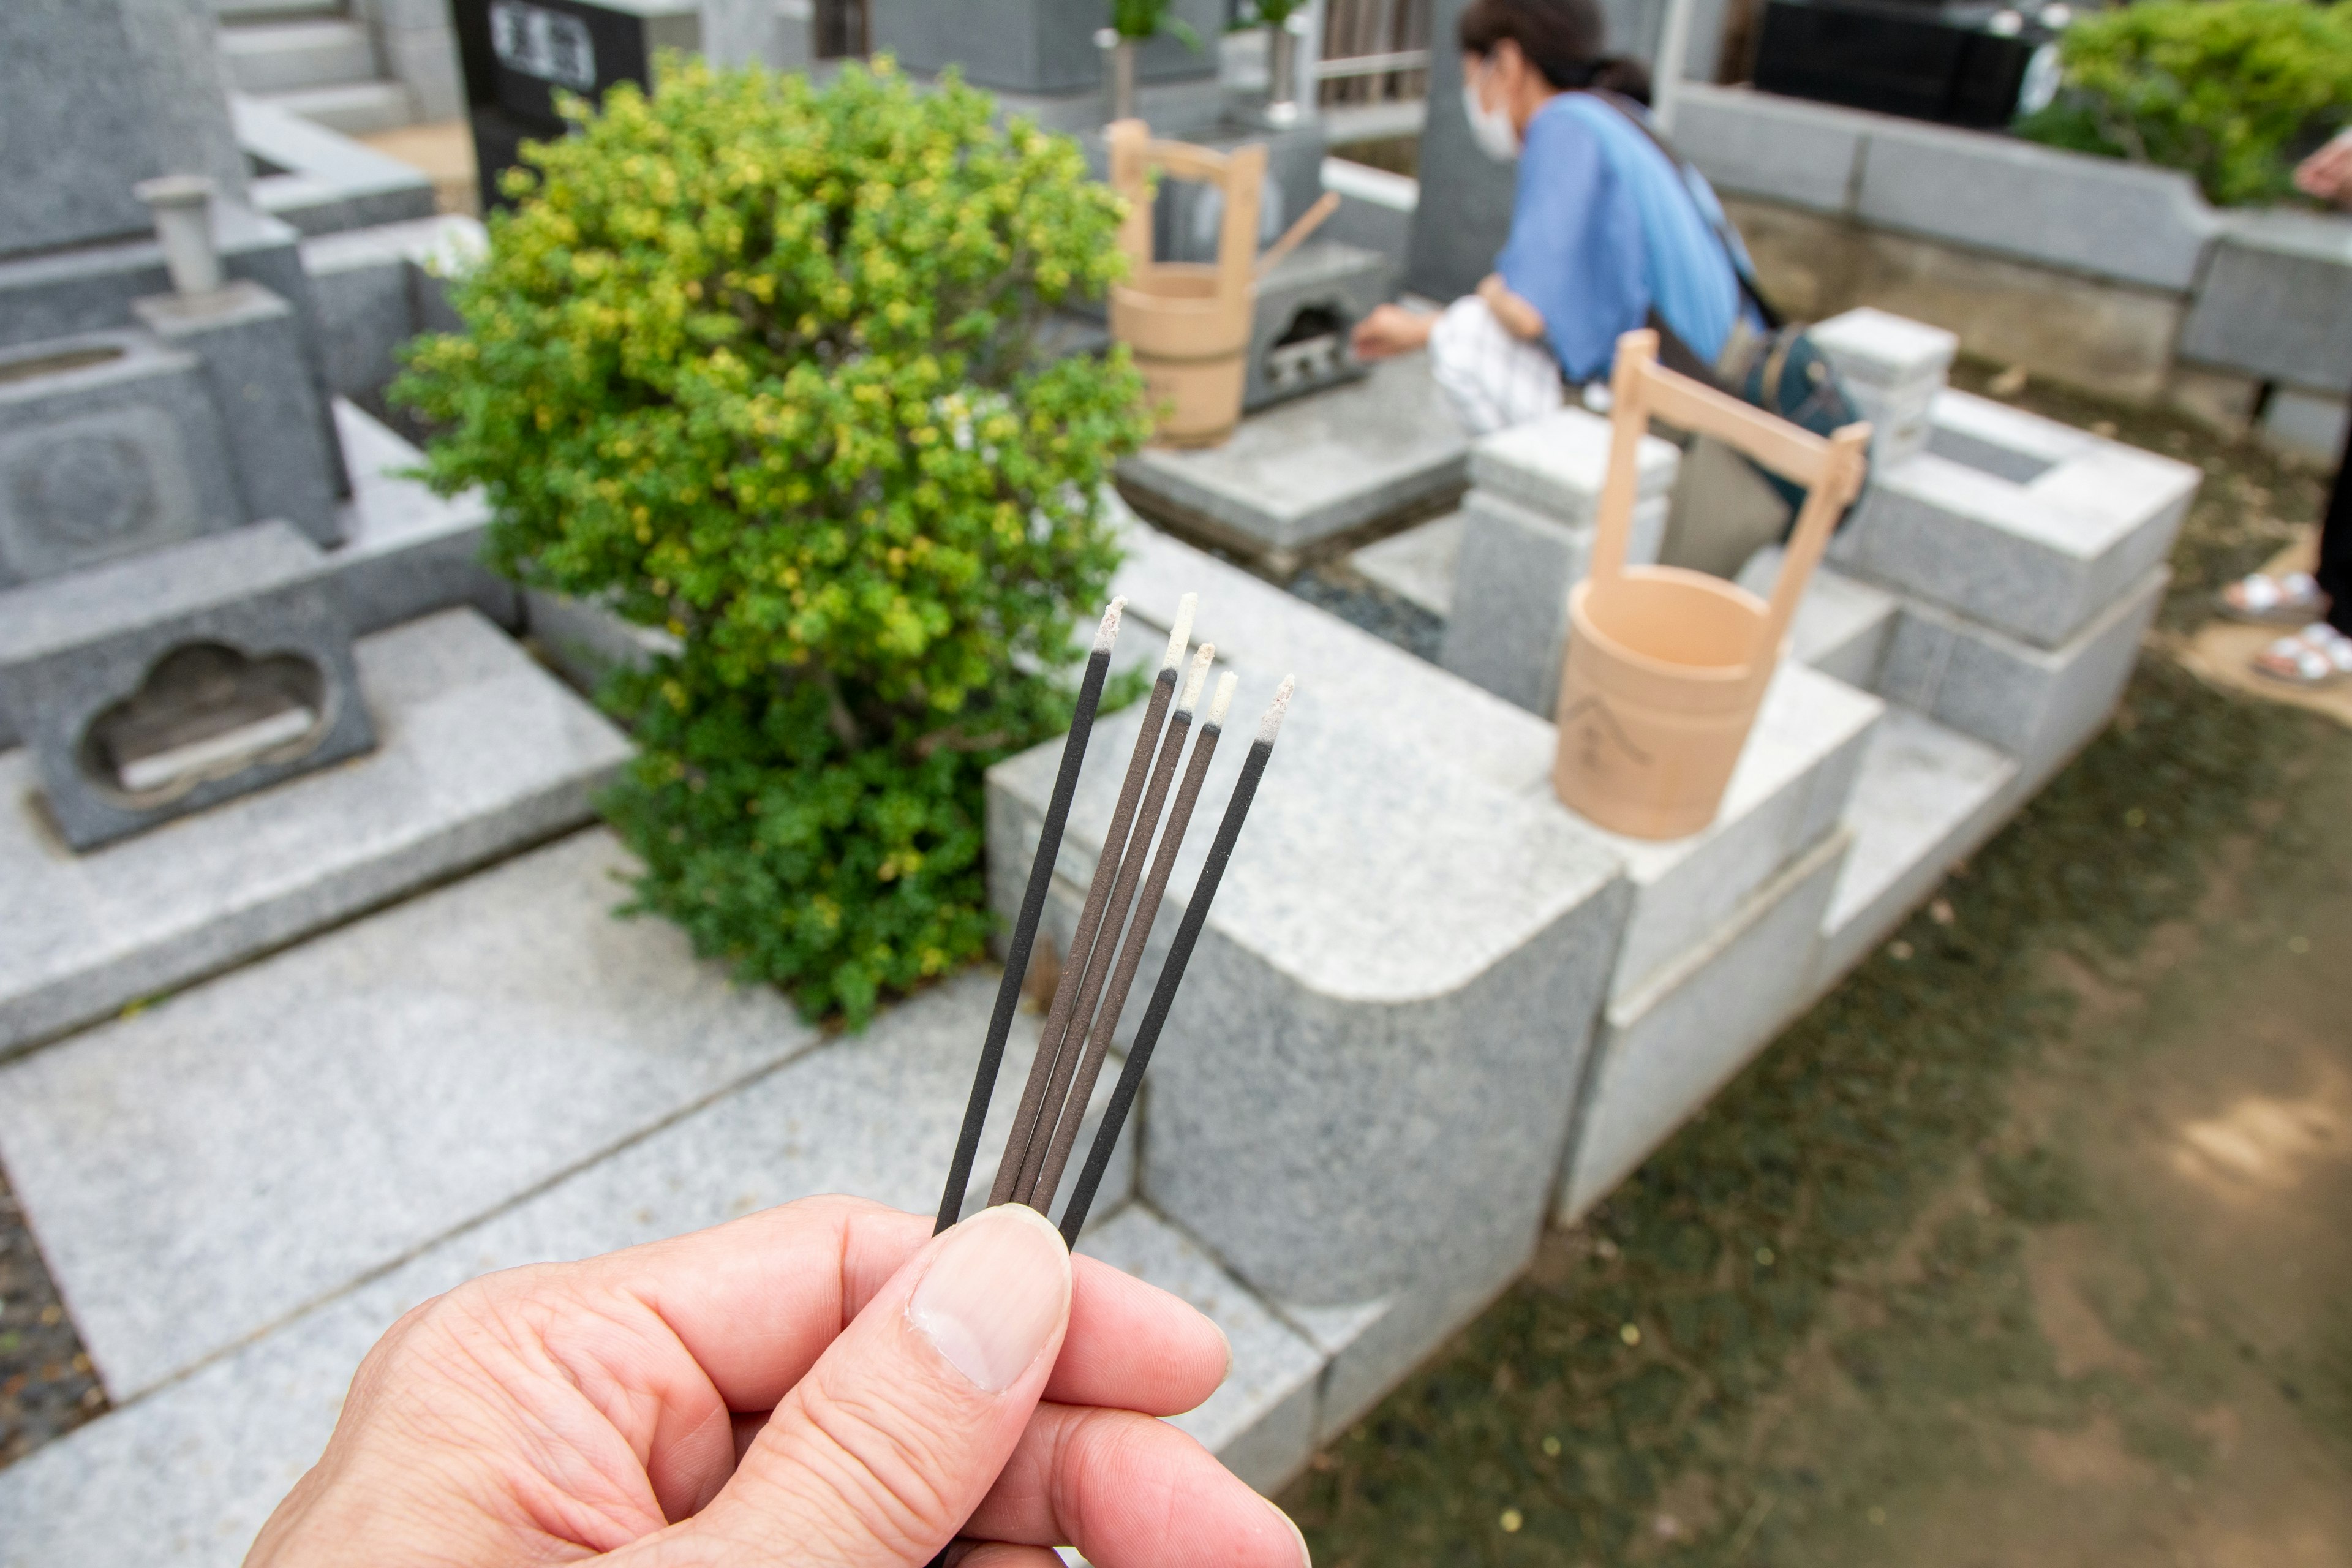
[395,57,1153,1022]
[1099,0,1204,119]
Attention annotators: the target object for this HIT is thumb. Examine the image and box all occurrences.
[685,1203,1073,1566]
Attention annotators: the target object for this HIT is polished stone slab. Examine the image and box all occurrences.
[1115,353,1470,571]
[0,608,626,1053]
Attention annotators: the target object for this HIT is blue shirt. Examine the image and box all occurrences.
[1496,92,1758,383]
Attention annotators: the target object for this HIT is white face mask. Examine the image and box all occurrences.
[1463,60,1520,162]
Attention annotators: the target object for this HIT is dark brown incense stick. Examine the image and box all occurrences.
[1022,668,1237,1213]
[987,595,1197,1208]
[1057,675,1293,1246]
[1009,641,1216,1207]
[931,598,1126,1235]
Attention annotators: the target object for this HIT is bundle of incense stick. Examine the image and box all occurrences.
[932,593,1294,1246]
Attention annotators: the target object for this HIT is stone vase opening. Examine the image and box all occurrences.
[78,641,331,807]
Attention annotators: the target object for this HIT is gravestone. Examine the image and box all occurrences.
[0,0,249,260]
[0,0,365,850]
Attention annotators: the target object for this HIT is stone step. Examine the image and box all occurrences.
[1348,507,1462,617]
[1810,707,2019,994]
[252,80,417,137]
[0,607,627,1054]
[1834,389,2196,648]
[217,18,377,96]
[1115,352,1470,575]
[1558,827,1852,1223]
[0,964,1163,1567]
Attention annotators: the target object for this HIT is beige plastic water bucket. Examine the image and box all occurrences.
[1553,330,1872,839]
[1106,120,1264,449]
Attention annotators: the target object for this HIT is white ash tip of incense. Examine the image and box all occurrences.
[1179,643,1215,710]
[1092,597,1126,654]
[1256,675,1295,744]
[1207,671,1238,726]
[1162,593,1198,672]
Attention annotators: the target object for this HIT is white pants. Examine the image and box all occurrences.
[1426,295,1566,436]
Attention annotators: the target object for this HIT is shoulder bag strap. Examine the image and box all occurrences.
[1589,89,1785,333]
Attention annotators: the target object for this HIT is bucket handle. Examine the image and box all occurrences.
[1105,119,1267,315]
[1585,328,1873,675]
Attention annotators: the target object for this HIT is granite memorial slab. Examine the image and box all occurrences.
[1465,402,1681,526]
[324,398,517,634]
[989,546,1629,1321]
[1079,1207,1325,1492]
[2177,208,2352,395]
[1736,548,1900,690]
[1438,487,1670,717]
[1589,662,1881,1004]
[1348,507,1463,617]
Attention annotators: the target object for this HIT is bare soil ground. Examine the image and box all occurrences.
[1282,376,2352,1566]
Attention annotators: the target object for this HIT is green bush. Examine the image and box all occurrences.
[2016,0,2352,208]
[394,57,1152,1022]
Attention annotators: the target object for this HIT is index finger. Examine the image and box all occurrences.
[570,1196,1230,1417]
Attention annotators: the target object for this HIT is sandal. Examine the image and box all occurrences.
[2218,571,2329,625]
[2251,622,2352,688]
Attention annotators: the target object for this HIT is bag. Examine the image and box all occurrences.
[1596,93,1864,520]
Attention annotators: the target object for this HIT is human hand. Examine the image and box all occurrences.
[245,1197,1307,1568]
[2296,127,2352,208]
[1349,301,1434,360]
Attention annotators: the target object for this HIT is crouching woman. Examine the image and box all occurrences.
[1352,0,1760,435]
